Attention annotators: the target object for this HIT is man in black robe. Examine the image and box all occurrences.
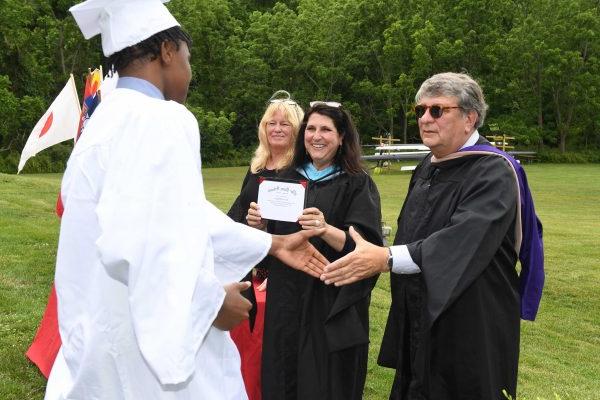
[321,72,544,400]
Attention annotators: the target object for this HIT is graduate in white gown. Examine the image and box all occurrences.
[44,1,327,399]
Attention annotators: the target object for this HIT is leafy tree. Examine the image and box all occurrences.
[1,0,600,172]
[188,106,236,164]
[494,0,600,152]
[0,75,19,153]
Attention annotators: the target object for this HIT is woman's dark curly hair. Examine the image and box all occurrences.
[105,26,192,73]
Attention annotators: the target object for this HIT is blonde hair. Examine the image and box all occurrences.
[250,92,304,173]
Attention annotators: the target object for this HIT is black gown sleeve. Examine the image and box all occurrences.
[325,173,383,351]
[226,168,252,222]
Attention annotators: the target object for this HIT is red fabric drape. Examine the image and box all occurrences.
[25,286,61,378]
[230,279,266,400]
[25,192,64,378]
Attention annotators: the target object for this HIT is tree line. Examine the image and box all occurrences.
[1,0,599,172]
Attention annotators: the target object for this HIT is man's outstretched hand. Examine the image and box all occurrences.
[320,226,389,286]
[270,230,329,278]
[213,281,252,331]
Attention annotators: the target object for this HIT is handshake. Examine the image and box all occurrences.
[214,226,388,330]
[214,229,329,330]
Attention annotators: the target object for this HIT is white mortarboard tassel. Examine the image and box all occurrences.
[69,0,180,57]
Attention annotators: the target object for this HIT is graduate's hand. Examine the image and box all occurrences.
[213,281,252,331]
[320,226,389,286]
[270,230,329,278]
[297,207,327,234]
[246,202,266,230]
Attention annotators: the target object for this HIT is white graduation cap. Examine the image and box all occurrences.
[69,0,180,57]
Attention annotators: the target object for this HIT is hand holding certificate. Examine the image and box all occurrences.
[257,177,307,222]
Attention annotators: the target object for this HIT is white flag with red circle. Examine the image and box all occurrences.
[17,75,81,173]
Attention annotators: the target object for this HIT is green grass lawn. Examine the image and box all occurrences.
[1,164,599,399]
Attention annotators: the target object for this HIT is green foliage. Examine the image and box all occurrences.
[0,143,73,174]
[486,114,543,146]
[1,0,600,174]
[537,149,600,163]
[0,151,19,174]
[0,75,19,149]
[188,106,237,165]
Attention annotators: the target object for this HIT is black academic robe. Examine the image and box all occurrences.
[261,169,383,400]
[227,168,278,329]
[228,168,277,223]
[378,143,521,400]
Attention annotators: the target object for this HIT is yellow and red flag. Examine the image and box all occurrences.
[75,68,102,142]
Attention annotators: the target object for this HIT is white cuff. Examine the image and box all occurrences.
[390,245,421,274]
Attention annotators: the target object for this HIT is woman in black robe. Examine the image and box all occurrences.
[254,102,383,400]
[228,90,304,292]
[227,91,304,400]
[228,90,304,226]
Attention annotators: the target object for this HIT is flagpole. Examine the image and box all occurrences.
[99,65,104,101]
[69,74,82,115]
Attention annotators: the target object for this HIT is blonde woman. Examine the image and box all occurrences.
[227,90,303,400]
[228,90,304,227]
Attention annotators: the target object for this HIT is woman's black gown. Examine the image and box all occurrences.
[261,168,383,400]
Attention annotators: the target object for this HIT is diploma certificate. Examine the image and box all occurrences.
[257,178,307,222]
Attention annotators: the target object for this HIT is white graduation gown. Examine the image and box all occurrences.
[45,88,270,400]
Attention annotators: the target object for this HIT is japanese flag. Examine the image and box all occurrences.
[17,75,81,173]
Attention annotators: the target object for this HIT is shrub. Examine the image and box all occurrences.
[537,149,600,163]
[0,142,74,174]
[188,106,237,165]
[0,151,22,173]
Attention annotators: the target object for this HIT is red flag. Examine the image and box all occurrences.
[27,69,104,378]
